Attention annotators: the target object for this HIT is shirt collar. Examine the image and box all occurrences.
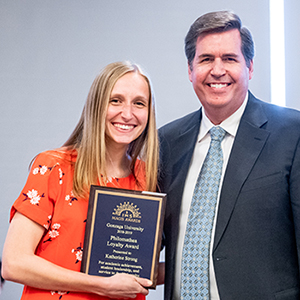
[198,92,249,142]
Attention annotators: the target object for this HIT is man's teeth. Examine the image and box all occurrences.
[114,124,133,130]
[210,83,228,88]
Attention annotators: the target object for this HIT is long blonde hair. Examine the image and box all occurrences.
[63,61,158,197]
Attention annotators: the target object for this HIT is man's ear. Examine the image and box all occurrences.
[248,60,254,80]
[188,62,193,82]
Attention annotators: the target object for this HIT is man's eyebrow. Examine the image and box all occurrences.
[222,53,239,58]
[198,54,214,58]
[195,54,214,61]
[195,53,240,62]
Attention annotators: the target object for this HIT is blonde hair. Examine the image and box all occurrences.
[63,61,158,197]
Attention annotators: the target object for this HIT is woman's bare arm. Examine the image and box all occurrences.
[2,212,152,299]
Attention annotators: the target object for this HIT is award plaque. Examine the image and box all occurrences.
[81,185,166,289]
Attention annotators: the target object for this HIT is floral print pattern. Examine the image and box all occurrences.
[71,244,83,264]
[44,223,61,243]
[59,167,65,185]
[65,192,78,206]
[10,149,146,300]
[22,189,44,205]
[33,164,52,175]
[50,291,70,299]
[44,215,52,230]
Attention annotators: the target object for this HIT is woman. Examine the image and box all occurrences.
[1,61,159,299]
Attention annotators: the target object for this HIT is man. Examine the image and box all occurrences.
[159,11,300,300]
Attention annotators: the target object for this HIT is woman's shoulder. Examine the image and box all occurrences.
[135,158,145,167]
[134,159,146,190]
[134,159,146,174]
[33,148,77,168]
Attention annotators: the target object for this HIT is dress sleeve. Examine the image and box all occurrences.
[10,151,63,230]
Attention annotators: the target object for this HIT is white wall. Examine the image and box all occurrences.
[285,0,300,110]
[1,0,298,299]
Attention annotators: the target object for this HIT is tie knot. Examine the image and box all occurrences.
[210,126,226,142]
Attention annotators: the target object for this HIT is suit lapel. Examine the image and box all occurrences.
[167,110,202,218]
[213,93,270,250]
[169,110,202,186]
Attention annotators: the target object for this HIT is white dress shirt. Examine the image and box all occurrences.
[174,95,248,300]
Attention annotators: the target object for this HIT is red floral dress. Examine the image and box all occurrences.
[10,149,146,300]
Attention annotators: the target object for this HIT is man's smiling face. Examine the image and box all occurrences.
[188,29,253,124]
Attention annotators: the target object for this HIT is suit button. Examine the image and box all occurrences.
[215,257,226,261]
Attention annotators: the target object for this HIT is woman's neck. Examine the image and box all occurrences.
[105,146,131,179]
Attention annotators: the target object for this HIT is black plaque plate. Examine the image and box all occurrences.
[81,185,166,288]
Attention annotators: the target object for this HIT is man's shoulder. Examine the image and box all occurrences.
[250,95,300,123]
[246,94,300,141]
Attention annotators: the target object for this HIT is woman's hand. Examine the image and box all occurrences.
[93,273,151,299]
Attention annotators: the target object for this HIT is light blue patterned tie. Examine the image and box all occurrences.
[181,126,226,300]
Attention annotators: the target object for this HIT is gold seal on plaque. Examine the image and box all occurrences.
[112,202,141,223]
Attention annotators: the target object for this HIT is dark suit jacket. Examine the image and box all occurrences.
[158,92,300,300]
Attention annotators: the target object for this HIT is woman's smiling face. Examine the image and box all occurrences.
[105,71,149,149]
